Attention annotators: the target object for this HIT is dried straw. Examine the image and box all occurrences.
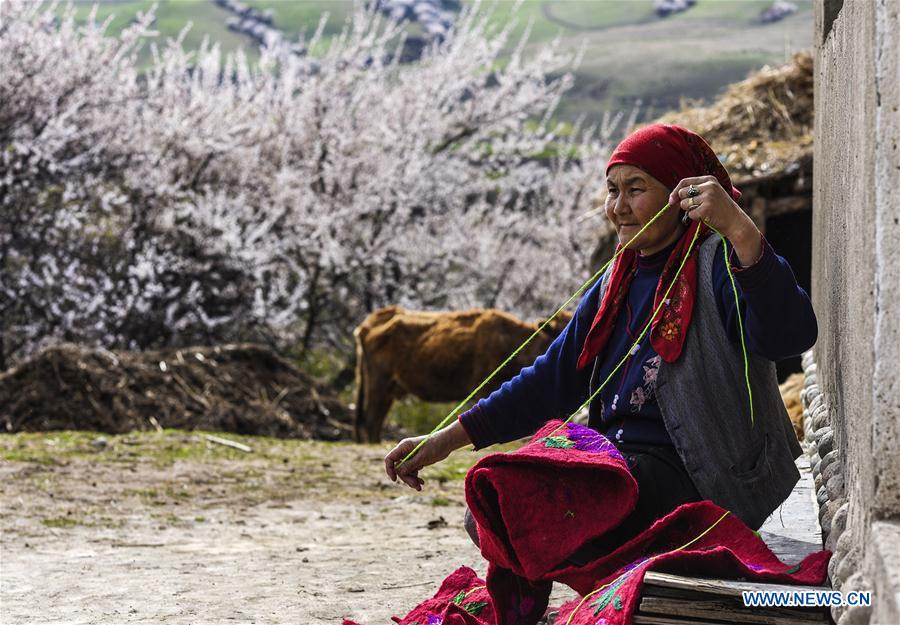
[654,52,813,184]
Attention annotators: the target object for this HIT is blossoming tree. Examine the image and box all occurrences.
[0,1,620,369]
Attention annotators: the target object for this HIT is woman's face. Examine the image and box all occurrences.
[605,164,683,255]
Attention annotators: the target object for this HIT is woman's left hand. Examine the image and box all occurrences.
[669,176,763,266]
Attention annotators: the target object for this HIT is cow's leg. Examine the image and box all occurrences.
[354,333,393,443]
[364,380,396,443]
[353,346,367,443]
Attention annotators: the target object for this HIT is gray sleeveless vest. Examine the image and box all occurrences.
[588,235,803,530]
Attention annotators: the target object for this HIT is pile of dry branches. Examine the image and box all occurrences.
[0,343,355,440]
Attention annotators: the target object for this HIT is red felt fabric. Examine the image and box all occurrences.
[348,421,831,625]
[342,566,495,625]
[551,499,831,624]
[465,420,638,579]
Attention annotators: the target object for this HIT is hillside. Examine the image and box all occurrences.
[62,0,813,129]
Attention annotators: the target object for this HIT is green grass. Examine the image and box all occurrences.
[472,0,657,47]
[243,0,353,42]
[0,429,285,467]
[291,347,354,395]
[667,0,814,22]
[63,0,262,65]
[289,347,477,437]
[420,453,473,483]
[41,516,81,528]
[560,50,775,123]
[47,0,812,132]
[60,0,364,64]
[385,397,471,435]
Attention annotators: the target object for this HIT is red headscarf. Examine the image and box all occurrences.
[606,124,741,201]
[576,124,740,369]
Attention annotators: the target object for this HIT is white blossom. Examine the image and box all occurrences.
[0,0,619,367]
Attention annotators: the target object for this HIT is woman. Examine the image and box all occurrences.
[383,124,816,558]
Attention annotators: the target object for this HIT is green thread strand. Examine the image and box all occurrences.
[553,221,703,433]
[564,511,731,624]
[708,225,754,426]
[395,202,675,468]
[395,206,756,470]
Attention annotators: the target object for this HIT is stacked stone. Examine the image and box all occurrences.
[800,350,871,625]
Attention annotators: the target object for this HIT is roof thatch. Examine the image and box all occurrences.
[654,52,813,185]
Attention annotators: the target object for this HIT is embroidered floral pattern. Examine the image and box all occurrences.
[659,320,679,341]
[448,587,489,616]
[538,424,624,461]
[643,355,660,385]
[589,555,652,617]
[463,601,488,616]
[746,563,765,572]
[590,576,628,615]
[630,355,660,412]
[566,423,624,461]
[655,264,692,345]
[539,435,575,449]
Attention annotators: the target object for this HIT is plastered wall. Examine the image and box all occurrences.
[812,0,899,622]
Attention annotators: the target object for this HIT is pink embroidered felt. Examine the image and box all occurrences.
[347,422,831,625]
[465,420,638,580]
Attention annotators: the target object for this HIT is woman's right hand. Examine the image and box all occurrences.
[384,421,471,491]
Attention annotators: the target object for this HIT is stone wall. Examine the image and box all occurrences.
[811,0,899,623]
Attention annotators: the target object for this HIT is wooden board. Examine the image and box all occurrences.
[632,456,830,624]
[639,455,826,586]
[638,595,829,625]
[633,615,743,625]
[642,571,829,598]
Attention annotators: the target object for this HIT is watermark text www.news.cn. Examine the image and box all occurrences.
[743,590,872,608]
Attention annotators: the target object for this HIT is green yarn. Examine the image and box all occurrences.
[539,436,576,449]
[395,201,756,470]
[555,220,703,434]
[463,601,489,615]
[591,576,628,615]
[709,224,755,426]
[396,202,675,468]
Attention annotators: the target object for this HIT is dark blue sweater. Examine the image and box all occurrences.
[459,236,817,449]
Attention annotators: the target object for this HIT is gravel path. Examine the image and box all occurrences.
[0,432,571,624]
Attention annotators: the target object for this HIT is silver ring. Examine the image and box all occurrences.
[687,185,700,198]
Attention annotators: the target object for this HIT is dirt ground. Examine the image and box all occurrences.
[0,431,572,624]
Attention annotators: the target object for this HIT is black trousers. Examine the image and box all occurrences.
[463,442,702,567]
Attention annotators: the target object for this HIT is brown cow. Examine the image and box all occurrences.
[353,306,573,442]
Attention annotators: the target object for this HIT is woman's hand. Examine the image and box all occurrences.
[669,176,763,266]
[384,421,472,491]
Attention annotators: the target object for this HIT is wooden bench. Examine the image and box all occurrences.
[635,454,832,624]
